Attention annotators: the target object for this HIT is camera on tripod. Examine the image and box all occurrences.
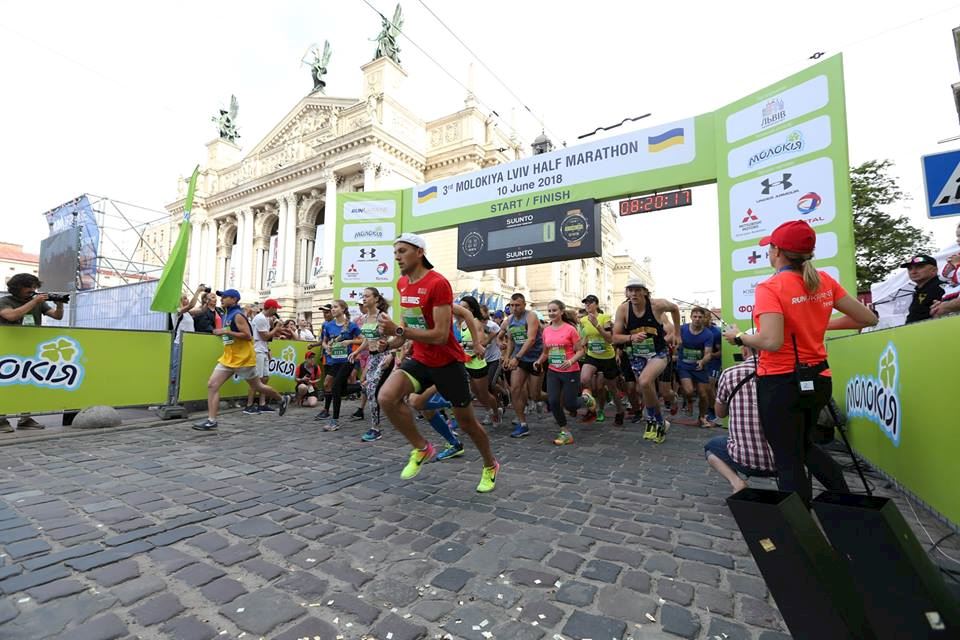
[35,292,70,304]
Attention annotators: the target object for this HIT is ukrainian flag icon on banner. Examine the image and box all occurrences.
[648,127,684,152]
[418,186,438,204]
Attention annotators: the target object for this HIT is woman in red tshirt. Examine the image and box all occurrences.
[534,300,596,447]
[723,221,876,505]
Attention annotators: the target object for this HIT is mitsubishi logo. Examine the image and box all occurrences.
[347,264,358,274]
[742,209,760,223]
[760,173,793,195]
[359,248,377,258]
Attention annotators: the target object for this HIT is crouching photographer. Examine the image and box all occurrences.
[0,273,68,432]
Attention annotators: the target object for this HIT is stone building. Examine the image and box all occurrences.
[0,243,39,287]
[158,57,652,323]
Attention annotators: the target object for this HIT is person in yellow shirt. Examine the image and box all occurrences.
[579,295,626,425]
[192,289,288,431]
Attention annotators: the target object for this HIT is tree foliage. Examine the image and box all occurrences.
[850,159,933,291]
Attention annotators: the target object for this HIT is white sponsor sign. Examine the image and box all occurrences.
[411,117,696,217]
[731,232,838,273]
[729,156,836,241]
[339,287,395,304]
[727,115,832,179]
[725,75,830,143]
[310,224,325,283]
[732,265,840,320]
[342,222,396,244]
[342,200,397,221]
[340,244,394,283]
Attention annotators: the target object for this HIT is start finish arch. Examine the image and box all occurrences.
[333,55,854,353]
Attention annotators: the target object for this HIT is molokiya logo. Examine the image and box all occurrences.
[0,337,84,390]
[267,346,297,379]
[845,342,901,446]
[352,226,386,241]
[748,130,804,167]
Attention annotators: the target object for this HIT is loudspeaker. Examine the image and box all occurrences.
[813,492,960,638]
[727,488,875,639]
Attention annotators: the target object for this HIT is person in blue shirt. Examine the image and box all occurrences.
[313,299,361,431]
[706,319,723,424]
[676,306,714,428]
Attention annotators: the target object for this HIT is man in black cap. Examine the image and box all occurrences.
[902,255,943,324]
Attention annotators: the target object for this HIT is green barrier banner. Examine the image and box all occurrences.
[714,55,856,344]
[177,333,312,402]
[0,326,170,414]
[828,315,960,527]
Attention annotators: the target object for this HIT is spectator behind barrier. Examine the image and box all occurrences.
[298,319,316,341]
[933,222,960,318]
[0,273,66,432]
[705,330,777,492]
[173,285,206,345]
[901,254,944,324]
[192,292,220,334]
[295,351,321,407]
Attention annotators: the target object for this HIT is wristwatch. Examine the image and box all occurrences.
[395,326,405,337]
[734,332,744,346]
[560,207,589,248]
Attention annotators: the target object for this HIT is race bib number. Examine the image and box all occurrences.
[403,307,427,330]
[588,339,606,354]
[331,343,349,358]
[630,337,655,357]
[361,324,379,340]
[221,334,234,345]
[548,347,565,365]
[462,340,474,356]
[22,314,36,327]
[509,325,527,345]
[681,347,701,364]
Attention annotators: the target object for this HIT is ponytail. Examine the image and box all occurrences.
[781,248,820,293]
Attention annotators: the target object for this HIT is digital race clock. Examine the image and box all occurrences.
[619,189,692,216]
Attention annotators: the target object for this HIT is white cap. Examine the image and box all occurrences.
[394,233,433,269]
[625,279,648,289]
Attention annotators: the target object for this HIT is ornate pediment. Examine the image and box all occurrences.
[248,96,358,156]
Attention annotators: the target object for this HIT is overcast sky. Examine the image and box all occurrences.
[3,0,960,305]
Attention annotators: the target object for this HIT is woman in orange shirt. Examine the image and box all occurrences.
[723,221,876,505]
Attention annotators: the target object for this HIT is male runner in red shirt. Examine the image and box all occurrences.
[377,233,500,493]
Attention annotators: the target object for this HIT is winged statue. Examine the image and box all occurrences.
[373,4,403,64]
[212,95,240,143]
[302,40,332,94]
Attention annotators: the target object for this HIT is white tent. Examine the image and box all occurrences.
[869,242,960,330]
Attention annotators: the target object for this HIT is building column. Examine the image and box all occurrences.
[204,220,218,286]
[234,210,247,291]
[322,173,337,275]
[283,194,298,284]
[276,197,290,284]
[188,220,202,285]
[237,208,254,291]
[362,158,377,191]
[253,237,268,290]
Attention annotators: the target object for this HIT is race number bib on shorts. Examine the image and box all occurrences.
[403,308,427,330]
[681,348,701,364]
[548,347,565,365]
[630,337,655,357]
[331,343,348,358]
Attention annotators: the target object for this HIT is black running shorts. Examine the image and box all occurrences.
[583,355,620,380]
[399,358,473,408]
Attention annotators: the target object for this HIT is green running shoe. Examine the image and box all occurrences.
[476,461,500,493]
[401,442,436,480]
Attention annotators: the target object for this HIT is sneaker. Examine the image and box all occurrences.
[192,419,218,431]
[631,412,644,424]
[401,442,436,480]
[643,418,657,441]
[436,442,465,461]
[476,461,500,493]
[536,401,547,415]
[351,408,365,420]
[553,430,574,446]
[323,419,339,432]
[510,424,530,438]
[0,418,14,433]
[278,395,289,417]
[653,419,668,444]
[614,412,625,426]
[315,409,330,420]
[480,412,492,426]
[706,411,718,423]
[259,404,276,412]
[595,411,606,423]
[698,416,713,429]
[361,428,382,442]
[242,405,260,415]
[16,417,44,430]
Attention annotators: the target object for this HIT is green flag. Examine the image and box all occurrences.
[151,166,200,313]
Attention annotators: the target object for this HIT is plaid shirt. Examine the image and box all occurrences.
[716,360,776,472]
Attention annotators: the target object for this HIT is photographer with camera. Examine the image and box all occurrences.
[191,288,219,334]
[172,285,207,345]
[0,273,67,431]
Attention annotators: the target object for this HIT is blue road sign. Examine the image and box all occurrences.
[922,149,960,218]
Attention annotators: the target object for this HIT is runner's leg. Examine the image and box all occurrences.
[510,367,529,424]
[206,368,233,420]
[378,370,427,449]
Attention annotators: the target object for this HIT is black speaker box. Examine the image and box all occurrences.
[727,488,875,639]
[812,492,960,638]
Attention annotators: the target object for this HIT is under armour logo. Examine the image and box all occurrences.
[760,173,792,195]
[359,248,376,258]
[742,209,760,223]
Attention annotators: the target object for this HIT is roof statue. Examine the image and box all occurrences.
[302,40,332,94]
[373,4,403,65]
[211,95,240,143]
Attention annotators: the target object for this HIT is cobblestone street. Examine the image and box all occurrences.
[0,402,952,640]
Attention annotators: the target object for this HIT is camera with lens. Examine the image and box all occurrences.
[202,285,212,293]
[36,292,70,304]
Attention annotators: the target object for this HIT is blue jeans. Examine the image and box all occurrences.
[704,436,777,478]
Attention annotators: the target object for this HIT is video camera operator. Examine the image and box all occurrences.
[0,273,67,432]
[723,221,877,506]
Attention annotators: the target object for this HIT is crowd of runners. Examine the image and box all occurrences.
[192,232,731,494]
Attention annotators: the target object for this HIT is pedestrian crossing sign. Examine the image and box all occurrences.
[922,149,960,218]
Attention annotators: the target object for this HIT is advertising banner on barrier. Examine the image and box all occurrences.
[828,315,960,527]
[177,333,312,402]
[715,55,856,334]
[0,327,170,414]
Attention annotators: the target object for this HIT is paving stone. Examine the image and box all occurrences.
[429,541,470,563]
[20,542,100,571]
[90,559,140,587]
[491,620,544,640]
[706,617,752,640]
[66,541,152,572]
[274,570,329,599]
[740,596,783,630]
[289,547,334,569]
[0,596,18,624]
[411,599,453,622]
[546,550,584,573]
[594,544,645,568]
[1,592,118,639]
[511,568,559,587]
[518,599,563,627]
[728,572,769,599]
[644,554,678,576]
[431,566,474,592]
[240,558,285,581]
[657,578,694,605]
[508,539,550,561]
[208,543,259,566]
[318,559,373,588]
[219,588,305,634]
[113,575,167,605]
[369,613,427,640]
[4,538,51,560]
[557,533,594,551]
[678,560,721,586]
[324,591,380,625]
[425,521,459,538]
[324,531,361,547]
[660,603,701,639]
[66,612,128,640]
[160,615,218,640]
[185,531,229,553]
[367,577,420,607]
[131,593,186,626]
[298,522,336,539]
[226,516,283,538]
[673,545,735,569]
[200,577,248,604]
[596,585,658,622]
[0,564,21,580]
[469,580,522,608]
[697,585,734,616]
[555,580,597,606]
[25,577,87,603]
[148,547,198,573]
[0,564,70,594]
[173,562,225,587]
[367,523,398,540]
[272,616,339,640]
[0,526,40,544]
[582,559,622,583]
[441,605,499,640]
[622,569,652,594]
[262,533,307,557]
[560,610,627,640]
